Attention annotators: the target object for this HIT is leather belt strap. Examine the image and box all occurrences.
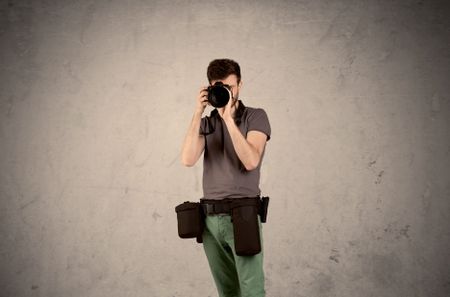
[200,197,260,215]
[201,201,232,215]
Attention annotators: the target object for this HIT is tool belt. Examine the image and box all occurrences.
[201,199,233,215]
[175,197,270,256]
[200,197,269,221]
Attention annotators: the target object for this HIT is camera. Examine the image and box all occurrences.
[207,82,232,108]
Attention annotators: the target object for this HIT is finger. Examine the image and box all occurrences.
[226,97,233,108]
[199,94,208,102]
[200,94,209,102]
[200,86,208,91]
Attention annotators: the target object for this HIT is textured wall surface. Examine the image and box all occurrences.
[1,1,449,296]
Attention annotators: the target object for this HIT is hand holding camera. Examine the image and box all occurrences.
[196,87,209,114]
[196,82,237,120]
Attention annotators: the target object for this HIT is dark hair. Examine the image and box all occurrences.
[207,59,241,84]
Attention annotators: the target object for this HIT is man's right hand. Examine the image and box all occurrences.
[181,87,208,167]
[196,86,209,114]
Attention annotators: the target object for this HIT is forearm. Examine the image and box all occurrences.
[181,110,205,166]
[224,118,261,171]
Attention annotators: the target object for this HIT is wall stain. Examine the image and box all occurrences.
[329,248,340,263]
[152,211,162,221]
[19,195,40,210]
[375,170,385,184]
[367,158,386,185]
[383,222,411,240]
[398,224,410,239]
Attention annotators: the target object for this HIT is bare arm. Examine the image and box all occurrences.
[181,88,208,167]
[223,117,267,171]
[219,100,268,171]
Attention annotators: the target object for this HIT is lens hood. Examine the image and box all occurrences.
[207,82,231,108]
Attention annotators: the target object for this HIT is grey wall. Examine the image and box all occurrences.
[1,1,449,296]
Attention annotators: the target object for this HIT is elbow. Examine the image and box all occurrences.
[245,165,257,171]
[244,159,260,171]
[181,146,203,167]
[181,155,196,167]
[181,159,194,167]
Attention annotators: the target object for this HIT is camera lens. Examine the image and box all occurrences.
[207,82,230,108]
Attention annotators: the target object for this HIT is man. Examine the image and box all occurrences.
[181,59,271,297]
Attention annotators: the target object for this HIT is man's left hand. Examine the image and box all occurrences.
[218,97,237,123]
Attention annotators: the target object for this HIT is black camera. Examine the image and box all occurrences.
[207,82,232,108]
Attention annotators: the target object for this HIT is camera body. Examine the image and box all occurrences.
[207,82,232,108]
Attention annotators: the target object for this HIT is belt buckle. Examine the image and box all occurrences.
[206,204,215,215]
[216,202,230,215]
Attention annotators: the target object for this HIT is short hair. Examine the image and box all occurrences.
[207,59,241,84]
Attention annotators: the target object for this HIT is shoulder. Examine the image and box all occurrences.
[243,106,269,121]
[242,105,271,140]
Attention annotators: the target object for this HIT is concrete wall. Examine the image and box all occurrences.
[1,1,449,296]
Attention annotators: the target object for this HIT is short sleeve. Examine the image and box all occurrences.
[247,108,271,141]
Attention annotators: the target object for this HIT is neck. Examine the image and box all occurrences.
[232,98,239,109]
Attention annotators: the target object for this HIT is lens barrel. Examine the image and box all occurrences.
[207,82,230,108]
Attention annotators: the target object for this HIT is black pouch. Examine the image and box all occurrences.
[230,198,261,256]
[259,196,270,223]
[175,201,204,243]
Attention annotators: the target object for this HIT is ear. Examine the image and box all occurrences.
[238,80,243,89]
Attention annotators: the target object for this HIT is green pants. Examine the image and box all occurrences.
[202,214,265,297]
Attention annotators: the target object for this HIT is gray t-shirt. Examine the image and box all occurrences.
[200,101,271,200]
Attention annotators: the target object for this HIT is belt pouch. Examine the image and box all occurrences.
[175,201,204,242]
[231,198,261,256]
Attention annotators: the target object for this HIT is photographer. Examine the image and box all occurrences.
[181,59,271,297]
